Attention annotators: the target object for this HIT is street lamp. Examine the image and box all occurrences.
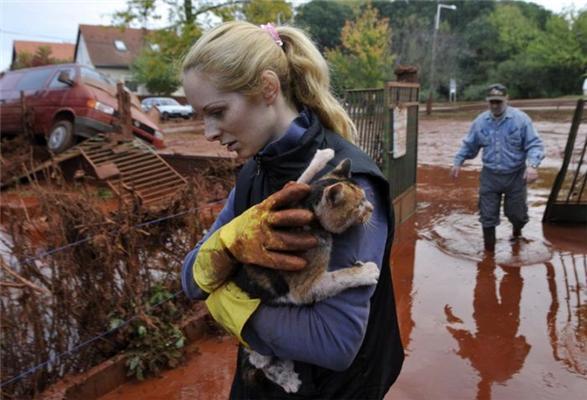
[426,3,457,115]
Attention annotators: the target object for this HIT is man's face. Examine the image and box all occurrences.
[488,98,508,117]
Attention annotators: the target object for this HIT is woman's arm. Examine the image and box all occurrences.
[242,175,389,371]
[181,188,236,300]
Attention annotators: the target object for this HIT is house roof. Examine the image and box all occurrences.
[13,40,75,61]
[76,24,151,68]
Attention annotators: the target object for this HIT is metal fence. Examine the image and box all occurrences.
[543,99,587,223]
[343,83,420,203]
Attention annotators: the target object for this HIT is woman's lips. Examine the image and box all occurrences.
[226,141,238,152]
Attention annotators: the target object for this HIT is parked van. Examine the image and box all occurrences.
[0,64,164,153]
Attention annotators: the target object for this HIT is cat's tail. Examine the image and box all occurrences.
[297,148,335,184]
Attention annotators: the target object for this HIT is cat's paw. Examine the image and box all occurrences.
[356,261,380,285]
[281,371,302,393]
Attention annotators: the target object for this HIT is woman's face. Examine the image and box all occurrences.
[183,70,277,159]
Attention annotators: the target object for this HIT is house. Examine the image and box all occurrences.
[74,24,152,94]
[11,40,75,68]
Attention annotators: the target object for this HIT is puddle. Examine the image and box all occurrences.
[97,118,585,400]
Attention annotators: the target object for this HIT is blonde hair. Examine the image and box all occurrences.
[182,21,356,142]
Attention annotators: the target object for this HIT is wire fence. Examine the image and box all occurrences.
[0,197,227,390]
[0,174,232,398]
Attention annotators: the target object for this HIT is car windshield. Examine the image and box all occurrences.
[81,68,115,86]
[159,98,180,106]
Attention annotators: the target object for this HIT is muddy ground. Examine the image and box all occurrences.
[97,109,586,400]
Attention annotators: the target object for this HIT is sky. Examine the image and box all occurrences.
[0,0,586,72]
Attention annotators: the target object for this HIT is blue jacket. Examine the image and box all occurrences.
[453,106,544,173]
[181,110,388,370]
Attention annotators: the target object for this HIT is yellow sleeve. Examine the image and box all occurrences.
[205,281,261,346]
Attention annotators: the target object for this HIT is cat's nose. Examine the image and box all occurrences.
[365,201,374,213]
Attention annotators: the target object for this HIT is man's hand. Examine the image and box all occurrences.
[450,165,461,179]
[524,167,538,184]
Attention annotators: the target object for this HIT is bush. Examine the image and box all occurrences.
[462,83,490,101]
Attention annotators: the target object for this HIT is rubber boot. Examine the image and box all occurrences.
[483,227,496,252]
[512,225,522,240]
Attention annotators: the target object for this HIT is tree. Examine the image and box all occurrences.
[325,3,394,90]
[12,46,69,70]
[295,0,354,51]
[131,25,202,94]
[114,0,295,94]
[242,0,292,25]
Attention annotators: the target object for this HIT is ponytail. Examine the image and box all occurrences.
[182,21,356,143]
[278,26,357,143]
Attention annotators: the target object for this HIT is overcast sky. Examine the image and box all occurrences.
[0,0,585,72]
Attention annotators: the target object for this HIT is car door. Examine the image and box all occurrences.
[11,68,54,134]
[0,71,24,133]
[34,67,76,135]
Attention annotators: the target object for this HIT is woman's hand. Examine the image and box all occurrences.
[220,182,318,270]
[194,182,317,294]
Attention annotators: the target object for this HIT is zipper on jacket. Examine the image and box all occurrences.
[255,156,261,175]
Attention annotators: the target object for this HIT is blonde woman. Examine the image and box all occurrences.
[181,21,404,399]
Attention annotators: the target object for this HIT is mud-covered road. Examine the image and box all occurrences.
[102,110,586,400]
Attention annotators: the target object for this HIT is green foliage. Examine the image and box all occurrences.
[295,0,354,51]
[488,4,540,57]
[242,0,293,25]
[326,3,394,90]
[112,0,161,28]
[12,46,70,70]
[130,23,201,94]
[123,285,186,380]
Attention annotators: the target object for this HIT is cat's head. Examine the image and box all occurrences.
[313,159,373,234]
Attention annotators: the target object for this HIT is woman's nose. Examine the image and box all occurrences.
[204,121,220,142]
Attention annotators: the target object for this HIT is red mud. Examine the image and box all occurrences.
[97,113,586,400]
[100,336,238,400]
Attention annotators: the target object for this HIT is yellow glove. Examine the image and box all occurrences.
[205,281,261,346]
[193,182,317,294]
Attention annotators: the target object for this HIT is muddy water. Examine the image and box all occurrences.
[101,336,238,400]
[100,115,586,399]
[386,165,586,400]
[100,164,586,400]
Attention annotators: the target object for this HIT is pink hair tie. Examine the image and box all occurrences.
[260,23,283,47]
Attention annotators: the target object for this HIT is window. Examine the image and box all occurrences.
[48,68,76,89]
[124,80,138,92]
[81,68,115,86]
[0,72,23,91]
[114,40,127,52]
[15,69,54,91]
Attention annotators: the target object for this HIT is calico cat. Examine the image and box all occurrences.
[233,149,380,393]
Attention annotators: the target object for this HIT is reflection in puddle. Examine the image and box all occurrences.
[444,256,530,400]
[387,165,586,400]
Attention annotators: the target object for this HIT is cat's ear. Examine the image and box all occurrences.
[326,183,345,206]
[331,159,352,179]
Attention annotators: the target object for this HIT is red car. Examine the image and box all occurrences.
[0,64,164,153]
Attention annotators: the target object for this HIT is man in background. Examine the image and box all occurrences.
[451,83,544,252]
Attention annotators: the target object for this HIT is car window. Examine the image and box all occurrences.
[48,68,76,89]
[15,69,54,91]
[81,68,115,86]
[0,72,23,91]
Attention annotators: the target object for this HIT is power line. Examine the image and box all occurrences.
[0,28,74,42]
[19,199,225,264]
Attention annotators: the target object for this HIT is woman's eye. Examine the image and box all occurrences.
[209,109,224,119]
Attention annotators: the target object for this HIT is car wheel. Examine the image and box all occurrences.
[161,112,169,121]
[48,120,75,154]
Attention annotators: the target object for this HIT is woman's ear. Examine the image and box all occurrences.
[261,70,280,105]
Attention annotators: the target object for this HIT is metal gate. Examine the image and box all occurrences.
[543,99,587,223]
[344,82,420,224]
